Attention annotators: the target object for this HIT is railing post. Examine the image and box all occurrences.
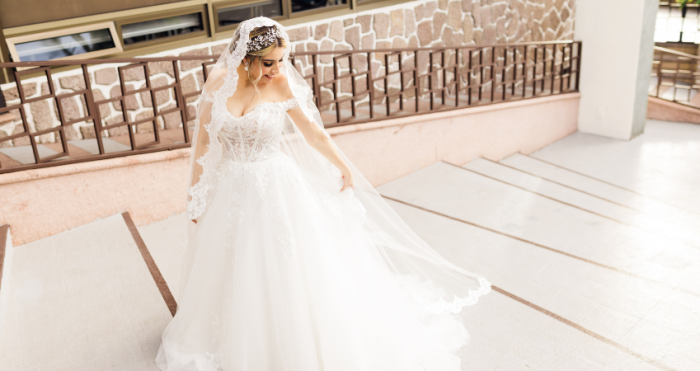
[567,43,573,92]
[672,53,679,103]
[313,54,322,112]
[414,49,419,113]
[502,46,508,101]
[429,52,434,110]
[333,56,340,123]
[384,53,390,116]
[398,51,404,112]
[522,45,528,97]
[490,46,496,102]
[549,44,556,94]
[511,46,517,96]
[349,53,357,119]
[144,63,161,146]
[82,64,104,155]
[467,48,473,105]
[172,60,189,143]
[532,46,538,96]
[441,49,447,105]
[455,47,460,107]
[576,42,582,92]
[479,48,484,102]
[367,51,373,119]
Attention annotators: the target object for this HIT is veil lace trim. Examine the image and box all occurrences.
[184,16,491,320]
[187,17,291,220]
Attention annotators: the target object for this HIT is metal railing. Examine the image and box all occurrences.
[0,40,581,174]
[294,41,581,128]
[0,56,217,174]
[651,46,700,108]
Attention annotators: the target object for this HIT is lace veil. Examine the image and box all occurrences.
[181,16,491,315]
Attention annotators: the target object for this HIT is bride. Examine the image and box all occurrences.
[156,16,491,371]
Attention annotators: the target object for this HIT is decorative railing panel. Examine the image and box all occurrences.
[292,41,581,128]
[651,46,700,108]
[0,41,580,174]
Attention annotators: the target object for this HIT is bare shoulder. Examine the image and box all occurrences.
[204,68,227,83]
[210,67,228,78]
[274,73,295,100]
[203,68,228,92]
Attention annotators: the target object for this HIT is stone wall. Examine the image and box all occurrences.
[0,0,576,147]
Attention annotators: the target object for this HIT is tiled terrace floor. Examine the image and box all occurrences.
[1,119,699,370]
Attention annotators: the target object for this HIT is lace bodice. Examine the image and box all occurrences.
[217,97,299,162]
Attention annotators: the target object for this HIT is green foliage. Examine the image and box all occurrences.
[680,0,700,9]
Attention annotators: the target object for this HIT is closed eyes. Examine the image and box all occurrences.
[264,58,284,67]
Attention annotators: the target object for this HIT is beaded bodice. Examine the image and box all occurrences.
[217,97,298,162]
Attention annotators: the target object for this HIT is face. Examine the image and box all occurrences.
[245,46,286,84]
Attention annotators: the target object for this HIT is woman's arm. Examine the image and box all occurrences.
[276,74,354,191]
[286,107,354,191]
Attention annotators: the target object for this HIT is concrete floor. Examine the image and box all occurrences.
[1,119,699,370]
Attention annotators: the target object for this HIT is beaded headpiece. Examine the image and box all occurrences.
[246,26,282,53]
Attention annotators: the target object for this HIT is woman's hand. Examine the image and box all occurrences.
[191,218,198,224]
[340,169,354,192]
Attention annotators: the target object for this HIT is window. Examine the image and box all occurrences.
[216,1,284,28]
[121,13,205,45]
[656,4,700,43]
[5,22,121,63]
[291,0,347,14]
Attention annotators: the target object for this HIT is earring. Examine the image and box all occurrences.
[244,62,249,71]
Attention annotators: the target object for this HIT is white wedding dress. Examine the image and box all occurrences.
[156,16,490,371]
[155,96,486,371]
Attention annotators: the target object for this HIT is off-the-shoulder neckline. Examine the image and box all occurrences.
[225,97,297,120]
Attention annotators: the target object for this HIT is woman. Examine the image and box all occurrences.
[156,16,490,371]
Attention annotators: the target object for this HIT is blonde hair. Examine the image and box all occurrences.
[231,25,286,101]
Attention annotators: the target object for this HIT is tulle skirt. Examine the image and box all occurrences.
[156,151,470,371]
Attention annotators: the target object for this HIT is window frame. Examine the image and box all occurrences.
[115,5,210,51]
[213,0,287,34]
[287,0,351,19]
[5,21,123,67]
[354,0,384,6]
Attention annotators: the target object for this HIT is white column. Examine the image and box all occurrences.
[574,0,659,140]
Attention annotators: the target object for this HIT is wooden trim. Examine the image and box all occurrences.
[206,0,217,38]
[354,0,385,6]
[382,191,700,300]
[0,17,11,84]
[5,22,123,69]
[379,194,673,369]
[351,0,412,12]
[524,153,700,218]
[459,160,635,227]
[491,286,674,371]
[121,212,178,316]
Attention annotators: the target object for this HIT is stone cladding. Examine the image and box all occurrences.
[0,0,575,146]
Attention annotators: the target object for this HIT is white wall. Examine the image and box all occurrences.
[575,0,658,140]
